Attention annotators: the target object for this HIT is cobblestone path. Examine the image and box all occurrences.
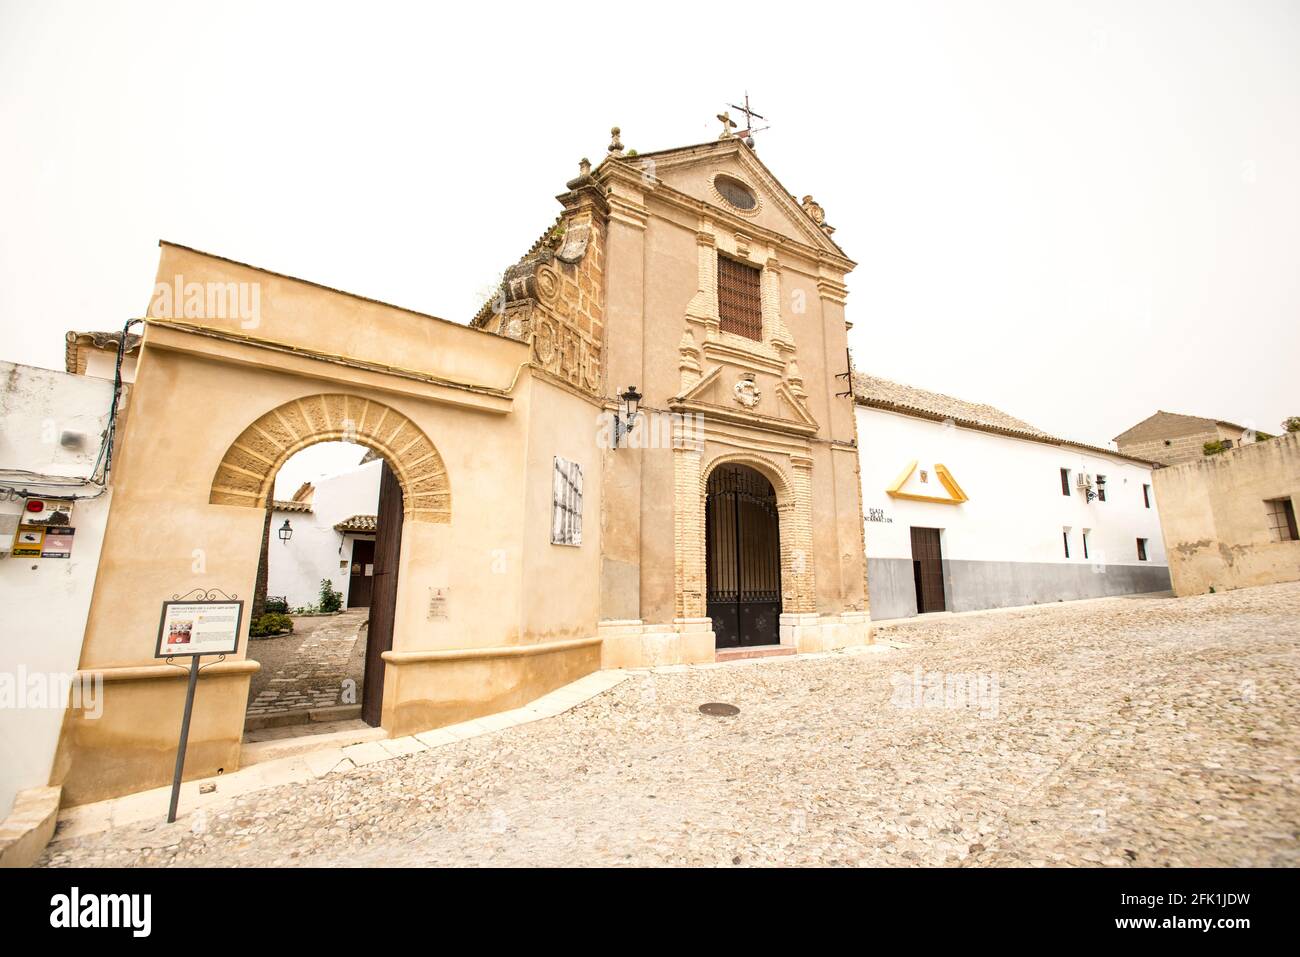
[43,583,1300,867]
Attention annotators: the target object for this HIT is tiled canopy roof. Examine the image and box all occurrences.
[334,514,377,533]
[853,372,1048,435]
[852,371,1160,467]
[271,500,313,513]
[64,330,143,373]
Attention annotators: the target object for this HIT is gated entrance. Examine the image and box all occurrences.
[706,464,782,648]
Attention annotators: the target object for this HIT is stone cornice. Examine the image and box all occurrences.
[816,277,850,305]
[607,192,649,230]
[668,396,819,438]
[143,319,521,414]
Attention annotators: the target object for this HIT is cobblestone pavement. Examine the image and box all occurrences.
[43,583,1300,867]
[245,610,367,716]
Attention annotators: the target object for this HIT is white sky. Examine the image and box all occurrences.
[1,0,1296,450]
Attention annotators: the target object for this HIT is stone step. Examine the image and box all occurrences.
[240,721,385,766]
[243,703,362,731]
[715,644,796,663]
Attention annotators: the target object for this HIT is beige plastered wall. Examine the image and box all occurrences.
[1153,431,1300,596]
[51,244,600,806]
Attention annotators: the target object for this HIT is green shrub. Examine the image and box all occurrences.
[265,596,289,614]
[319,578,343,614]
[250,612,293,637]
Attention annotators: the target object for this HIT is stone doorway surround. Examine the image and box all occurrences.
[599,444,870,669]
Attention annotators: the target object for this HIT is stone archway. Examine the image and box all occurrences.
[705,463,783,647]
[209,393,450,522]
[674,448,816,623]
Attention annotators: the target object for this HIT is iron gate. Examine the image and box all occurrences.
[706,464,782,648]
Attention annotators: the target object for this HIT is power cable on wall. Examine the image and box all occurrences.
[0,317,140,502]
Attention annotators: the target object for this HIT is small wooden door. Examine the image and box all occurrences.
[347,539,375,609]
[910,526,946,614]
[362,462,404,727]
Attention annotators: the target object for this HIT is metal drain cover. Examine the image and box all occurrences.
[699,702,740,717]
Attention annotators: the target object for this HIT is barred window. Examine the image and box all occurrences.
[551,456,583,546]
[1265,497,1298,542]
[717,256,763,341]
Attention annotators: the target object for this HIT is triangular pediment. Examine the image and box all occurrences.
[886,460,969,505]
[675,360,820,438]
[629,140,847,258]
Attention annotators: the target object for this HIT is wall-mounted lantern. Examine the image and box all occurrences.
[612,386,642,449]
[278,519,293,545]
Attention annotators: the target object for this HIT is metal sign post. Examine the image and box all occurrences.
[155,589,244,824]
[167,656,202,823]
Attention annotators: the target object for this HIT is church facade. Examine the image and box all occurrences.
[472,127,870,666]
[50,124,871,807]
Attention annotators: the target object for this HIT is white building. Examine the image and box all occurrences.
[0,362,118,828]
[855,373,1170,620]
[267,455,380,610]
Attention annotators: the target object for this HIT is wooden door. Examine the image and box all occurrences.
[347,539,375,609]
[910,526,946,614]
[362,462,404,727]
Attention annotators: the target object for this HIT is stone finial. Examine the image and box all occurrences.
[800,195,826,225]
[607,127,624,157]
[578,157,591,177]
[716,111,737,139]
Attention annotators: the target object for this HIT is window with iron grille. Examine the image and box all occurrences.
[551,456,583,546]
[1264,497,1299,542]
[717,256,763,341]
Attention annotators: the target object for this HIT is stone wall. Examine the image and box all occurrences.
[1153,432,1300,595]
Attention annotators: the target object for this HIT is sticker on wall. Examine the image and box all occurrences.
[12,525,45,557]
[427,587,449,622]
[41,526,76,559]
[885,460,970,505]
[22,497,74,525]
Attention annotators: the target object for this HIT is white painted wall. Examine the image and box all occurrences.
[267,458,380,609]
[83,348,137,383]
[0,362,116,819]
[857,405,1168,569]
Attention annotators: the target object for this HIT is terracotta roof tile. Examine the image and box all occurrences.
[852,370,1160,467]
[333,514,377,533]
[852,372,1047,435]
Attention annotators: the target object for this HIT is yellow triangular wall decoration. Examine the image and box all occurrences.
[885,459,969,505]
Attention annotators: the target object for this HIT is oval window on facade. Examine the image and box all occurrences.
[715,175,757,211]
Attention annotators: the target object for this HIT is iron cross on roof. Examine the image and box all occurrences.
[727,92,768,140]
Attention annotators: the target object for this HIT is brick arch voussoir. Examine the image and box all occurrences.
[208,394,451,523]
[699,451,794,505]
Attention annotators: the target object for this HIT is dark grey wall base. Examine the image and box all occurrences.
[867,557,1172,620]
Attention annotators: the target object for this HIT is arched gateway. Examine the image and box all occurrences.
[209,393,451,521]
[706,464,783,647]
